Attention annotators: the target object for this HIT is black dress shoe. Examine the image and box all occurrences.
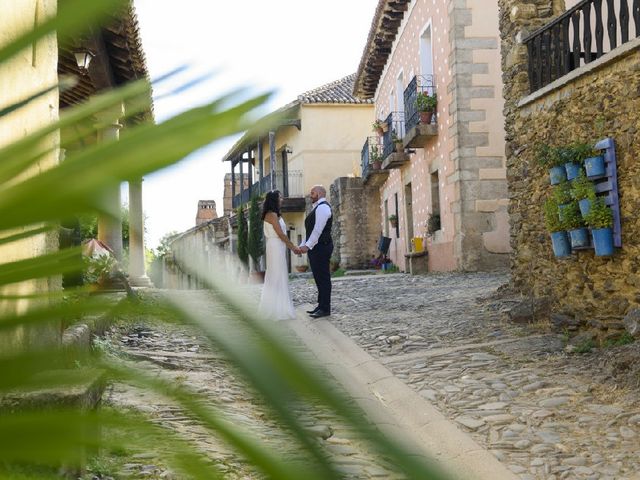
[309,309,330,318]
[306,306,320,314]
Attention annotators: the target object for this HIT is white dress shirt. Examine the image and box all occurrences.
[302,197,332,250]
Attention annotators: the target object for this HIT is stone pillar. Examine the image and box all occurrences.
[96,104,124,260]
[128,178,152,287]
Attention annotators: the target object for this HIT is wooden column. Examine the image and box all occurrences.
[231,160,236,208]
[257,139,264,194]
[282,147,289,197]
[247,150,253,198]
[269,131,276,191]
[239,155,244,203]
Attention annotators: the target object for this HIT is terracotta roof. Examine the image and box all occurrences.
[298,74,373,104]
[58,0,153,123]
[353,0,411,99]
[222,74,371,162]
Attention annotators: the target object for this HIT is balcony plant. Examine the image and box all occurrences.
[535,143,566,185]
[416,91,437,124]
[584,197,614,256]
[563,201,590,248]
[247,195,265,280]
[391,129,403,152]
[388,214,398,228]
[372,119,385,135]
[370,144,382,170]
[543,197,571,257]
[570,171,596,216]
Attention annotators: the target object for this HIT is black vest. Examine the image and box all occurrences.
[305,201,332,244]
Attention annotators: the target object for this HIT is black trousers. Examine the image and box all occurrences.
[308,242,333,312]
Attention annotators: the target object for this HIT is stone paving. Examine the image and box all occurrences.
[101,290,405,479]
[290,272,640,480]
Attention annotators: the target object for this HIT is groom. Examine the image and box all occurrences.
[298,185,333,318]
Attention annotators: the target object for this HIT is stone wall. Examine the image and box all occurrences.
[499,0,640,337]
[330,177,381,270]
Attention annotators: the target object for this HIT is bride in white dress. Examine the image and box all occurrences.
[258,190,298,320]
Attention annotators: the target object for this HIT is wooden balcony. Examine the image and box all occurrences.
[404,122,438,148]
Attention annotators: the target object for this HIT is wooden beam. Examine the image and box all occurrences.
[86,30,116,90]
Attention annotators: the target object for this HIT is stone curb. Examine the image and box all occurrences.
[287,306,519,480]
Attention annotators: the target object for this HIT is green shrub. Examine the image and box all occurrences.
[565,142,598,164]
[571,171,596,201]
[543,198,565,232]
[247,195,264,270]
[584,197,613,229]
[562,201,585,230]
[552,180,572,205]
[237,206,248,265]
[535,143,564,168]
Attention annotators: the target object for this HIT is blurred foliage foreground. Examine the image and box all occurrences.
[0,1,449,478]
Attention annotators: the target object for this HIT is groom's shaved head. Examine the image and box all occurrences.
[312,185,326,197]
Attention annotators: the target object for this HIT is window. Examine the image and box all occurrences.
[420,23,434,78]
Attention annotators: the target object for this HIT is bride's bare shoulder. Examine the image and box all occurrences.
[264,211,277,223]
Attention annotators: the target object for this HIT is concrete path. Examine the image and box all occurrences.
[288,307,519,480]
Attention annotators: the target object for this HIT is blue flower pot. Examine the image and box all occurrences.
[569,228,590,248]
[578,198,592,217]
[550,166,567,185]
[584,155,605,178]
[564,162,582,181]
[550,231,571,257]
[591,227,614,256]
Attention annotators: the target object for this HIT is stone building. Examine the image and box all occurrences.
[222,74,373,271]
[222,173,249,216]
[346,0,511,273]
[196,200,218,226]
[0,1,152,348]
[499,0,640,336]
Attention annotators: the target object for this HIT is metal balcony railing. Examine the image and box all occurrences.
[524,0,640,93]
[361,136,383,178]
[382,111,405,159]
[404,74,436,132]
[232,170,304,208]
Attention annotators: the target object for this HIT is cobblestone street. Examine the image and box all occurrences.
[291,273,640,480]
[103,290,405,479]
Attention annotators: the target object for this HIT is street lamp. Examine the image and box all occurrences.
[74,49,94,72]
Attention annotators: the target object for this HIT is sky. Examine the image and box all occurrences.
[132,0,379,249]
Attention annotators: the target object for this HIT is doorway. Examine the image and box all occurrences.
[404,183,414,250]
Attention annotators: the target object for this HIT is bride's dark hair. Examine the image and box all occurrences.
[262,190,281,219]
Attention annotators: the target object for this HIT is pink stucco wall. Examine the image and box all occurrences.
[375,0,456,270]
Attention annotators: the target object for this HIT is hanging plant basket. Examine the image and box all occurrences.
[564,162,582,181]
[569,227,590,248]
[591,227,614,256]
[549,166,567,185]
[550,231,571,257]
[584,155,605,178]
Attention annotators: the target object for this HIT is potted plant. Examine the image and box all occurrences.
[535,143,565,185]
[416,91,437,124]
[388,214,398,228]
[543,197,571,257]
[563,201,590,248]
[426,213,441,237]
[570,171,596,217]
[584,197,614,256]
[584,148,606,178]
[552,180,572,221]
[247,195,265,282]
[391,129,403,152]
[295,264,309,273]
[370,144,382,170]
[372,119,384,135]
[563,142,596,180]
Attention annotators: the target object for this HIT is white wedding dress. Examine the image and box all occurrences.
[258,217,296,320]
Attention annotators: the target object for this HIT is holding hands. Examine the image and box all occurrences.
[291,245,308,255]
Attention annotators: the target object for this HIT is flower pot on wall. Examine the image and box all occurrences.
[578,198,592,217]
[419,111,434,124]
[569,227,590,248]
[550,231,571,257]
[564,162,582,181]
[591,227,614,256]
[584,155,605,178]
[550,166,567,185]
[372,160,381,170]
